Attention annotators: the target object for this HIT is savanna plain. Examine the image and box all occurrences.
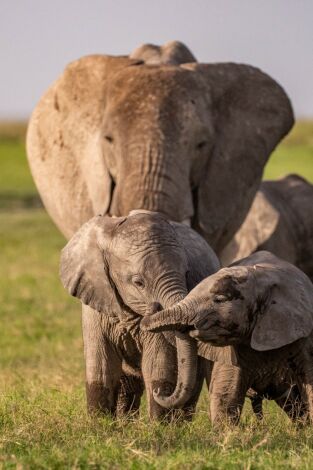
[1,121,313,469]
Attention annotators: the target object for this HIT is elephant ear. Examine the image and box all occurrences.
[251,263,313,351]
[220,188,280,266]
[182,63,294,253]
[27,55,143,239]
[197,343,239,366]
[60,215,126,317]
[170,222,220,289]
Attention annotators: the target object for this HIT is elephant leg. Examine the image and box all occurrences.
[275,385,308,422]
[209,362,247,426]
[141,333,178,421]
[116,373,144,417]
[295,352,313,424]
[82,305,122,415]
[246,388,263,420]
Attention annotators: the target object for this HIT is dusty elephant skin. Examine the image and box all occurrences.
[27,42,293,253]
[142,251,313,425]
[27,40,293,415]
[221,174,313,281]
[60,211,219,419]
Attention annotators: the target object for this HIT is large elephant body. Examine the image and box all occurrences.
[26,42,293,252]
[221,174,313,281]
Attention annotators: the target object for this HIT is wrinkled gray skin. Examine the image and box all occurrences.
[27,40,293,414]
[142,251,313,425]
[60,211,219,419]
[221,175,313,281]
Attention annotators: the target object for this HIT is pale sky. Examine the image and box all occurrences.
[1,0,312,119]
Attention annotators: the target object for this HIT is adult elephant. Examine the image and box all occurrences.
[27,42,293,252]
[27,41,293,413]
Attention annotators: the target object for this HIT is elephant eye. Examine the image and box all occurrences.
[104,134,113,143]
[214,294,228,303]
[196,141,207,150]
[132,275,145,289]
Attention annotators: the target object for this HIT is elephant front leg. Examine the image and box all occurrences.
[209,362,248,426]
[275,385,308,422]
[295,348,313,424]
[82,305,122,415]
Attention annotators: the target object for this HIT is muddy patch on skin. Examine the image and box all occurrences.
[86,382,119,415]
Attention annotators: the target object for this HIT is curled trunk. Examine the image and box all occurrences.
[150,302,197,409]
[153,330,198,409]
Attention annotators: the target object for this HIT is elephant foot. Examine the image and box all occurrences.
[85,382,119,416]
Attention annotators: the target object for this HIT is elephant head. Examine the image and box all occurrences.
[27,41,294,253]
[60,210,220,408]
[129,40,197,64]
[141,251,313,408]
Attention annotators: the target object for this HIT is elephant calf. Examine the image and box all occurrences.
[221,174,313,282]
[142,251,313,425]
[60,210,219,419]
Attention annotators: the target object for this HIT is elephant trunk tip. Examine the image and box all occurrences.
[153,381,192,409]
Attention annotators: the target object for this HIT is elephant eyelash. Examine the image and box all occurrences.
[104,135,114,143]
[132,275,145,289]
[214,295,228,303]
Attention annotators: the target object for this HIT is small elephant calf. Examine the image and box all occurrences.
[142,251,313,424]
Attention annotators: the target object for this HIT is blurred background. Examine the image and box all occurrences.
[0,2,312,466]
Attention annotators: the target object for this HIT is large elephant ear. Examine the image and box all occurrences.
[251,262,313,351]
[27,55,142,240]
[170,222,220,289]
[182,63,294,253]
[60,215,126,316]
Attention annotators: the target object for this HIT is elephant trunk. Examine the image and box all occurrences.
[149,301,198,409]
[109,141,193,223]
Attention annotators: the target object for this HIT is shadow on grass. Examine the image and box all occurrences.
[0,192,43,210]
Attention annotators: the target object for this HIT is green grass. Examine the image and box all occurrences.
[0,121,313,468]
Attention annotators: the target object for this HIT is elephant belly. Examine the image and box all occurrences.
[251,366,295,401]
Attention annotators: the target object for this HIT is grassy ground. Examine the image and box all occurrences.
[0,121,313,469]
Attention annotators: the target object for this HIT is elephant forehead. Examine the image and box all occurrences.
[107,65,203,108]
[114,215,176,244]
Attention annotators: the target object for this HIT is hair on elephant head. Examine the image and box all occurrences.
[27,41,294,253]
[141,251,313,408]
[60,210,220,408]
